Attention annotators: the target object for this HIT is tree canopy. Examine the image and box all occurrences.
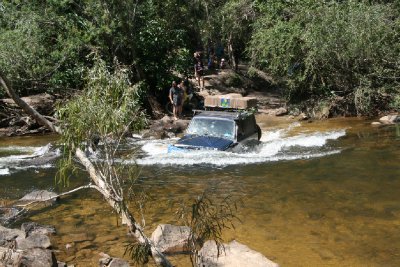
[1,0,399,115]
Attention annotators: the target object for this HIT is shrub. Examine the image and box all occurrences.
[249,1,400,113]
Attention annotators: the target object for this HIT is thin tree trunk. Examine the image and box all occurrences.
[75,148,172,267]
[228,34,237,71]
[0,71,56,132]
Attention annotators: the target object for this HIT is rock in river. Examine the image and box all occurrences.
[198,240,279,267]
[379,114,400,124]
[21,222,57,237]
[99,252,130,267]
[19,190,59,203]
[0,223,58,267]
[151,224,191,254]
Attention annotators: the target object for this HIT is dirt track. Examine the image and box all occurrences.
[190,64,286,116]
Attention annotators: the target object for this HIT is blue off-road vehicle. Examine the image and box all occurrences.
[168,110,261,152]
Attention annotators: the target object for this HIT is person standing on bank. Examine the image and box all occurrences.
[194,52,205,90]
[169,81,183,120]
[194,58,205,89]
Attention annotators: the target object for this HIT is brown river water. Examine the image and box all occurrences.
[0,116,399,266]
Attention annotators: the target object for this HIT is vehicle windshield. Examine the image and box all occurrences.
[186,117,235,140]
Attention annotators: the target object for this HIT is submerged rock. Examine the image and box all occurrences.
[371,121,383,127]
[198,240,279,267]
[151,224,191,254]
[19,190,59,203]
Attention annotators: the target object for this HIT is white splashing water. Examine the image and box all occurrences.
[0,168,10,176]
[0,144,59,173]
[137,126,346,166]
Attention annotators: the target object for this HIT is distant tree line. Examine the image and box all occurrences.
[1,0,399,115]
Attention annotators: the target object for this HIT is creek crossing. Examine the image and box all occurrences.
[0,116,399,266]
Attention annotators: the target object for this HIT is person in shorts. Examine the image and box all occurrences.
[169,81,183,120]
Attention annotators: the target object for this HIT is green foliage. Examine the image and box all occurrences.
[0,1,86,95]
[176,191,240,266]
[390,91,400,111]
[247,66,260,79]
[249,1,400,113]
[58,57,146,148]
[56,56,147,185]
[124,240,151,265]
[225,73,243,87]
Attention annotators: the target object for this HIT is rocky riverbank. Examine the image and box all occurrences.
[0,222,61,266]
[0,93,57,137]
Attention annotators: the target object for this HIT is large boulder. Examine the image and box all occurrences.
[0,247,23,265]
[0,207,22,226]
[19,248,56,267]
[151,224,191,254]
[0,225,25,247]
[198,240,279,267]
[143,118,190,139]
[0,224,58,267]
[17,233,51,250]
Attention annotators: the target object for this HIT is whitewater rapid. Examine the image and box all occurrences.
[0,144,59,175]
[136,123,346,166]
[0,123,347,174]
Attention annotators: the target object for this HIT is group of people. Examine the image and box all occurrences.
[169,48,226,120]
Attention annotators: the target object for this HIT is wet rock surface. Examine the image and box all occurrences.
[19,190,59,203]
[371,114,400,126]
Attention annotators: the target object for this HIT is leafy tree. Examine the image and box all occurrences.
[0,1,86,96]
[249,0,400,115]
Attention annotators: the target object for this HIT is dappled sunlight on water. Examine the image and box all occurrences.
[1,118,400,266]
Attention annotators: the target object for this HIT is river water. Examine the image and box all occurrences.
[0,116,399,266]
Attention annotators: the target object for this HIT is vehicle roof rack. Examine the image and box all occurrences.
[192,108,256,119]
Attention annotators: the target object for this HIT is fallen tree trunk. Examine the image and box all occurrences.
[0,71,56,132]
